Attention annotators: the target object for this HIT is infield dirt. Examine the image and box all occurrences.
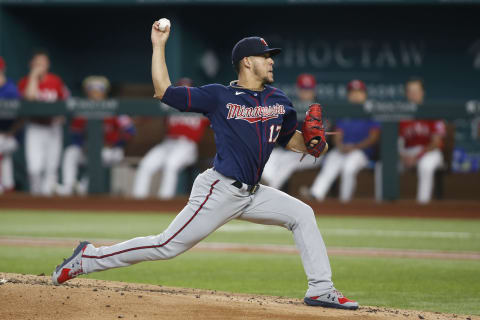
[0,273,477,320]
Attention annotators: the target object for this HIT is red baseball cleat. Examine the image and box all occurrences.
[52,241,90,285]
[304,289,359,310]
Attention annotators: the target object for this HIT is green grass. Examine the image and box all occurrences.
[0,246,479,315]
[1,209,480,315]
[0,210,479,252]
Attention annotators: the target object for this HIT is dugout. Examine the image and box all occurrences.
[0,0,479,201]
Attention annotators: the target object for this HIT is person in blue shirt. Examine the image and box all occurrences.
[0,57,19,99]
[0,56,22,193]
[309,80,380,202]
[52,20,359,311]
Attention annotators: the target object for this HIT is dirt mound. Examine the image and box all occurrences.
[0,273,476,320]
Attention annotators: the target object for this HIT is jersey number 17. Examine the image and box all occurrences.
[268,125,281,143]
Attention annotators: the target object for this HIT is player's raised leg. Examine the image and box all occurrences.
[42,124,62,196]
[132,143,169,198]
[52,169,250,284]
[237,184,358,310]
[339,149,368,202]
[158,138,197,199]
[0,135,17,191]
[262,149,292,189]
[58,145,84,195]
[25,124,47,195]
[417,149,443,203]
[263,149,318,189]
[1,155,16,190]
[310,149,344,200]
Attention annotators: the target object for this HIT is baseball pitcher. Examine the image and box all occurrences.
[52,19,358,310]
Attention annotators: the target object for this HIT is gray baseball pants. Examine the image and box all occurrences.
[82,168,333,297]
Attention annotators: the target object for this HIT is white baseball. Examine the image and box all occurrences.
[157,18,170,31]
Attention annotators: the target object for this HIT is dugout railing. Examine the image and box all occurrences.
[0,98,479,201]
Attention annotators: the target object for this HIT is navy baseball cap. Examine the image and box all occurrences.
[232,37,282,65]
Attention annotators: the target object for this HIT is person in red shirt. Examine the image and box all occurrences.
[56,76,135,196]
[18,50,69,196]
[262,73,322,190]
[399,78,446,203]
[132,78,209,199]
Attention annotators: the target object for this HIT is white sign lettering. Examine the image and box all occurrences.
[270,37,426,69]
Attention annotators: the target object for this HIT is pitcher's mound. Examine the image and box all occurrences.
[0,273,474,320]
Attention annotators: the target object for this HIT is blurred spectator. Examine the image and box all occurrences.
[262,73,322,189]
[295,73,317,102]
[308,80,380,202]
[399,77,446,204]
[0,57,22,194]
[56,76,135,196]
[132,78,209,199]
[0,57,19,98]
[451,117,480,173]
[405,77,425,104]
[18,50,69,195]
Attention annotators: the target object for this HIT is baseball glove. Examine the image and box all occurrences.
[302,103,327,158]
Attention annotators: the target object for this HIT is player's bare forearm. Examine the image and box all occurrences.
[151,21,172,99]
[286,130,329,156]
[286,131,307,153]
[24,77,39,101]
[151,45,171,99]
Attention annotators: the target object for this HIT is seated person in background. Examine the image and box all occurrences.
[56,76,135,195]
[0,56,22,194]
[309,80,380,202]
[262,73,322,190]
[132,78,210,199]
[399,77,446,204]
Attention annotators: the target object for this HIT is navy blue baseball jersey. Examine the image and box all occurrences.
[161,81,298,185]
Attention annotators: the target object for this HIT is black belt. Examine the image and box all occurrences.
[231,180,260,195]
